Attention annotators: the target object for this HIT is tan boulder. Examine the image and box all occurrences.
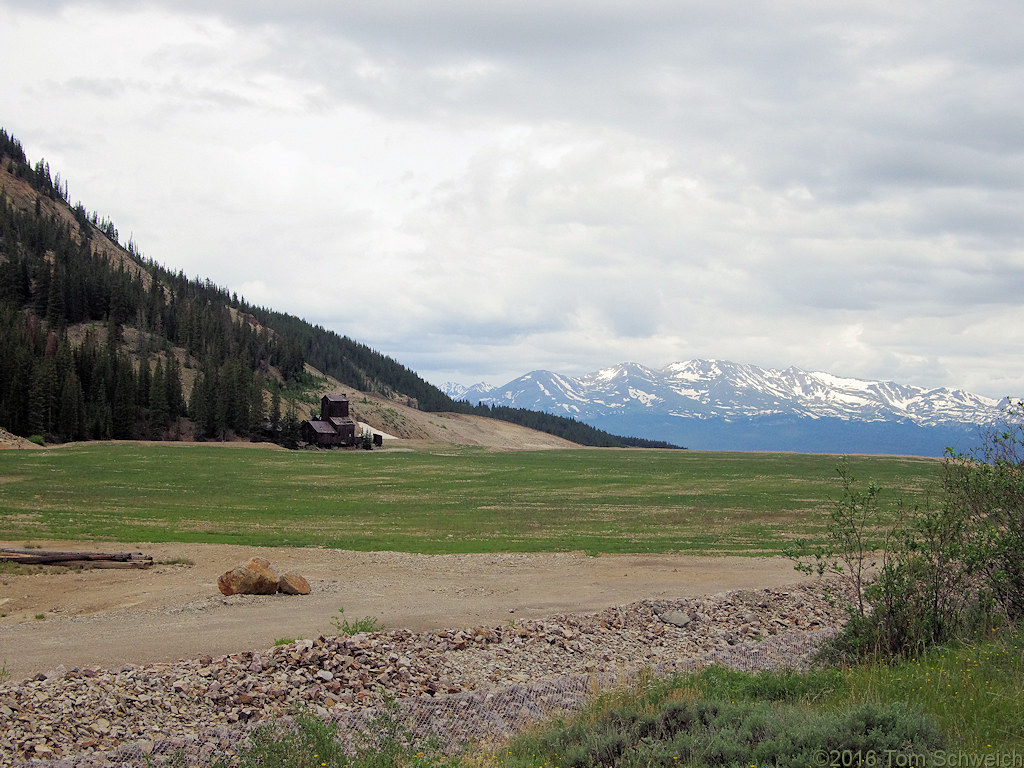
[217,557,280,595]
[278,571,311,595]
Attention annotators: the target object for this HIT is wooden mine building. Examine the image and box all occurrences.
[300,394,358,448]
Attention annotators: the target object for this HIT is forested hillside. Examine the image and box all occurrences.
[0,128,675,448]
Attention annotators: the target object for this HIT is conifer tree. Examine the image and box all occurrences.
[280,401,300,449]
[249,374,266,436]
[214,360,233,439]
[190,368,216,439]
[165,355,184,420]
[149,357,169,433]
[29,359,59,436]
[137,353,152,411]
[58,371,85,441]
[111,356,136,439]
[269,389,281,435]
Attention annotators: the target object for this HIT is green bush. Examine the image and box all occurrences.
[945,400,1024,623]
[27,434,44,446]
[788,438,1021,660]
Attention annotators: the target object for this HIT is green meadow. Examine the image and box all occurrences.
[0,444,941,554]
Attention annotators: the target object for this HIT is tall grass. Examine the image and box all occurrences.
[833,627,1024,750]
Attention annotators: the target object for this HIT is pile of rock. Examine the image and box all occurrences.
[0,583,848,767]
[217,557,310,596]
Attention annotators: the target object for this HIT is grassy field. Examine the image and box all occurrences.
[0,443,942,554]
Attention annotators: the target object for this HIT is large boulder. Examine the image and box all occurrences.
[278,571,311,595]
[217,557,280,595]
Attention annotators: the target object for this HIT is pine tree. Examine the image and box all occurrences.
[249,374,266,436]
[111,356,136,439]
[29,359,58,436]
[137,353,152,411]
[57,371,85,441]
[165,355,184,420]
[269,389,281,435]
[7,350,34,436]
[45,264,65,327]
[33,263,50,316]
[280,401,300,449]
[149,357,169,434]
[214,359,234,439]
[191,362,218,439]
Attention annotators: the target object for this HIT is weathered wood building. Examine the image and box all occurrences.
[300,394,358,447]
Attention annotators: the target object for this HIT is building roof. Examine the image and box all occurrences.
[304,420,337,435]
[323,393,348,402]
[329,417,356,428]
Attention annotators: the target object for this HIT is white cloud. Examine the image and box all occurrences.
[2,0,1023,399]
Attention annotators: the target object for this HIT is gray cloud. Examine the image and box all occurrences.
[2,0,1023,398]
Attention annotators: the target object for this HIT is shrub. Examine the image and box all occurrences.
[502,680,944,768]
[945,400,1024,623]
[789,459,985,660]
[793,402,1024,661]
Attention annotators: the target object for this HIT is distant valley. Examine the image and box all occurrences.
[443,360,1009,456]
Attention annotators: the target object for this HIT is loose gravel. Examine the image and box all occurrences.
[0,583,846,767]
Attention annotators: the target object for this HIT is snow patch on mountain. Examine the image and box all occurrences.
[443,360,1004,429]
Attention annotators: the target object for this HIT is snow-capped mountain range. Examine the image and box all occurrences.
[442,360,1009,455]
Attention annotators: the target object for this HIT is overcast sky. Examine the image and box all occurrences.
[3,1,1023,398]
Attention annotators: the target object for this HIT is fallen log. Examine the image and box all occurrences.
[0,549,153,568]
[36,559,153,569]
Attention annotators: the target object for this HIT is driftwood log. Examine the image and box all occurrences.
[0,548,153,569]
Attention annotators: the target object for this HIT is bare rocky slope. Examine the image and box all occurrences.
[341,385,579,450]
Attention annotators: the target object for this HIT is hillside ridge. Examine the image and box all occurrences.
[0,127,660,450]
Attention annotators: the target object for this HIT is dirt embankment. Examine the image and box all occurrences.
[0,429,42,450]
[0,541,811,682]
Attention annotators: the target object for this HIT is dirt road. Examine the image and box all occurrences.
[0,541,811,682]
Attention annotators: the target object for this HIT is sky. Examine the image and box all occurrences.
[2,1,1023,399]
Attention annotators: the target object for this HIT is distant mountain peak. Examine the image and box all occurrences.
[446,359,1004,455]
[439,381,494,400]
